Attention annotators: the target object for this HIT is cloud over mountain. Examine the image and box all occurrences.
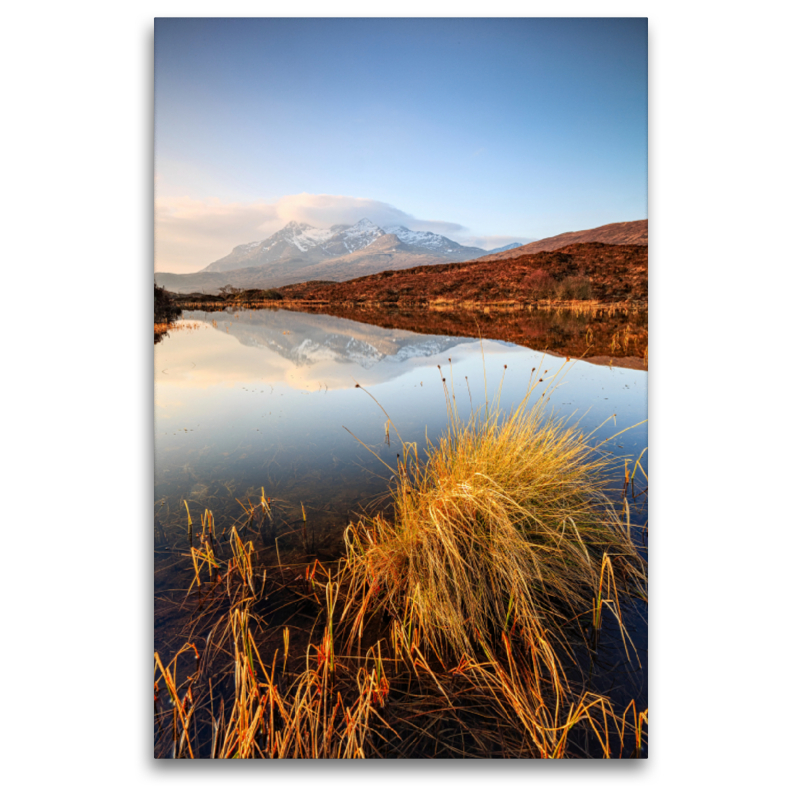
[270,194,466,237]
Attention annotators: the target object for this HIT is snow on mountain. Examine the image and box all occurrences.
[326,218,385,254]
[256,220,340,255]
[383,226,487,259]
[384,225,457,252]
[201,218,488,275]
[281,221,338,252]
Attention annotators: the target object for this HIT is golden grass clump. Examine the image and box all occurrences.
[343,378,646,663]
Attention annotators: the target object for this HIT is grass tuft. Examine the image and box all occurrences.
[343,378,646,663]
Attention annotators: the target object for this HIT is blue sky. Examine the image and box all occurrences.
[155,18,647,272]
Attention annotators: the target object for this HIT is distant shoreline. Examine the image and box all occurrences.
[175,296,647,312]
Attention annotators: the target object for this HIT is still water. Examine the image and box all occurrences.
[156,308,646,532]
[154,307,648,713]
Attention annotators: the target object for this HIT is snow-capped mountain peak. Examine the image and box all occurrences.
[384,225,463,254]
[203,218,488,273]
[271,221,338,253]
[351,218,379,231]
[337,218,385,252]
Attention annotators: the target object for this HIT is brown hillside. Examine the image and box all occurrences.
[278,242,647,305]
[478,220,648,262]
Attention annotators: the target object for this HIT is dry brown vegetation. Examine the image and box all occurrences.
[476,220,648,262]
[171,242,646,309]
[154,319,203,344]
[154,283,182,343]
[251,242,647,306]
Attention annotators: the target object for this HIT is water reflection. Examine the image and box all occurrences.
[171,302,648,368]
[310,304,648,368]
[155,308,646,544]
[174,306,479,389]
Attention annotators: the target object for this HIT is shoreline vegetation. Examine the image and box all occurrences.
[154,368,648,758]
[154,282,182,343]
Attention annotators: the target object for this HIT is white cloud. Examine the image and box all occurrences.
[154,192,522,273]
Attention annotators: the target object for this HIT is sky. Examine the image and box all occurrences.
[155,18,648,273]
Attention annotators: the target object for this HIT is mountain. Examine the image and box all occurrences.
[155,219,649,296]
[476,221,647,261]
[383,225,483,256]
[287,231,485,281]
[203,218,483,273]
[157,218,488,294]
[203,219,385,272]
[485,242,524,255]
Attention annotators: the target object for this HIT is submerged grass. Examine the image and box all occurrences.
[154,362,648,758]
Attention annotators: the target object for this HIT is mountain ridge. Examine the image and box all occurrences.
[203,218,485,273]
[155,219,648,296]
[158,218,492,294]
[476,220,647,261]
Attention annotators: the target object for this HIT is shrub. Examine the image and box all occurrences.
[524,268,557,299]
[556,275,593,301]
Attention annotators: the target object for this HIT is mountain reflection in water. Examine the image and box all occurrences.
[171,302,648,369]
[183,306,478,379]
[155,306,646,560]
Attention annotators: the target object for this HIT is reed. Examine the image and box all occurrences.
[156,545,646,758]
[343,376,646,664]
